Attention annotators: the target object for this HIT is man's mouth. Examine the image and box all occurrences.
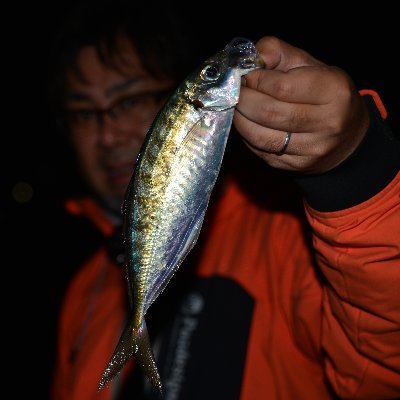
[106,162,135,184]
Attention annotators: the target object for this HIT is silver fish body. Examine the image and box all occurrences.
[99,37,264,394]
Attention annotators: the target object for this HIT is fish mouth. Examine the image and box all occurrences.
[225,37,265,70]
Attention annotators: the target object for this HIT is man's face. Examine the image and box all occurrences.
[64,36,174,201]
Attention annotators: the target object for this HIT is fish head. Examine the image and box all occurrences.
[186,37,265,111]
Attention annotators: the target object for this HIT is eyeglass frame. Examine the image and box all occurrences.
[60,87,173,132]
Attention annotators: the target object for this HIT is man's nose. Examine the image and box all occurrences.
[97,113,124,146]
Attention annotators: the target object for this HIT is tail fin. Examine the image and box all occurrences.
[98,318,163,395]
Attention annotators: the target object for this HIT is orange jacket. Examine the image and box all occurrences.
[51,166,400,399]
[52,94,400,400]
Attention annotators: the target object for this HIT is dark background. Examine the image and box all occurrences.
[4,5,398,223]
[4,2,398,398]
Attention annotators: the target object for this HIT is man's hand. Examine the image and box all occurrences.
[234,36,369,174]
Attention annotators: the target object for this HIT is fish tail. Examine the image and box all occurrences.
[98,319,163,395]
[134,320,163,395]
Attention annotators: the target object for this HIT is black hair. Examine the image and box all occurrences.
[47,0,203,121]
[44,1,243,197]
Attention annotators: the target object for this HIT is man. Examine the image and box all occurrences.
[49,1,400,399]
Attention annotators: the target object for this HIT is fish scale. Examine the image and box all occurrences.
[98,37,265,396]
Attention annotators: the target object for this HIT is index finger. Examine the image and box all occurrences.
[244,66,344,105]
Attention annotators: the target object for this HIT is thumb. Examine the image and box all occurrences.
[255,36,324,71]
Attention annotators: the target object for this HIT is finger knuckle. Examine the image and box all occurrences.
[331,67,354,100]
[273,78,293,99]
[326,113,346,136]
[314,140,332,156]
[262,106,282,126]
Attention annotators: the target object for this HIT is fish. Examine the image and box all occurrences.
[98,37,265,395]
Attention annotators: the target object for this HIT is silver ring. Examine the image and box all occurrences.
[275,132,291,156]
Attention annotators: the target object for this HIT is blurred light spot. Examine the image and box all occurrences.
[12,181,33,203]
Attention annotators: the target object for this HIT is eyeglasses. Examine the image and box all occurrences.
[64,88,172,133]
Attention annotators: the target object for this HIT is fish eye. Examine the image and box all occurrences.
[200,64,221,81]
